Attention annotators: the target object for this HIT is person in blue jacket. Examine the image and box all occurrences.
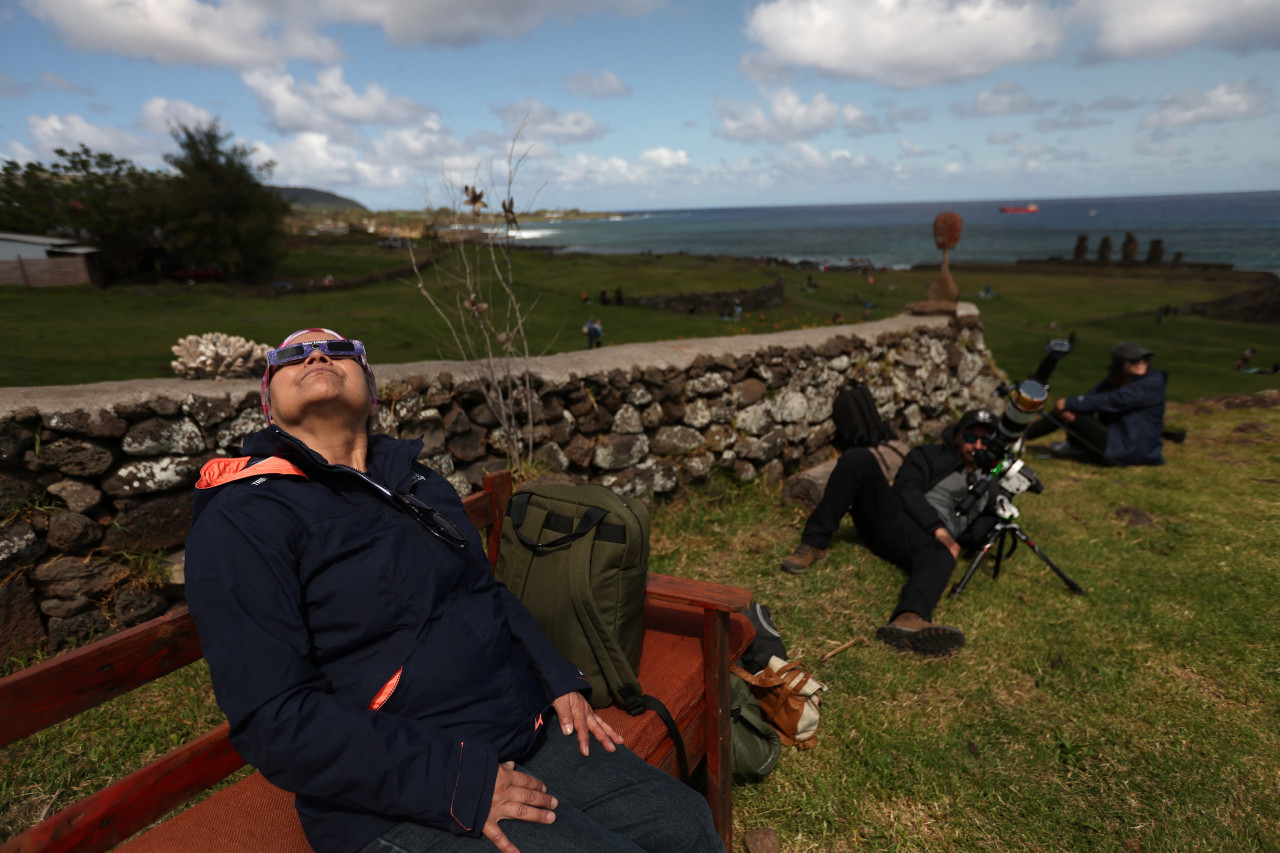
[1027,341,1167,465]
[185,328,720,853]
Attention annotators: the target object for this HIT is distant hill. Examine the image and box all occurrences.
[274,186,369,212]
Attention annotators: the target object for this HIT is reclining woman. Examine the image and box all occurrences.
[1026,340,1167,466]
[185,328,721,853]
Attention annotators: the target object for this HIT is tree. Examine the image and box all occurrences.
[159,121,290,280]
[414,132,545,480]
[0,146,163,282]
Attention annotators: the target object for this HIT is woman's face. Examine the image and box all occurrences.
[267,332,372,428]
[1123,357,1150,378]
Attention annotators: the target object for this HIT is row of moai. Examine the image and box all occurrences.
[1073,233,1180,265]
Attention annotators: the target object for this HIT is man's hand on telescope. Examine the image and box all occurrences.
[1053,398,1076,423]
[934,528,961,559]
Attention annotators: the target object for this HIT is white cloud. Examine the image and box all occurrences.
[495,99,607,145]
[743,0,1065,89]
[243,67,427,134]
[39,72,93,94]
[22,0,338,68]
[553,152,649,186]
[23,0,664,68]
[775,142,875,172]
[1034,105,1105,132]
[138,97,215,134]
[5,141,37,164]
[25,113,153,161]
[566,70,631,99]
[1079,0,1280,61]
[716,87,846,143]
[321,0,664,47]
[899,139,936,157]
[951,83,1054,118]
[261,132,422,190]
[637,147,690,168]
[1142,80,1274,128]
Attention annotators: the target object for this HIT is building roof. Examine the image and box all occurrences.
[0,232,76,246]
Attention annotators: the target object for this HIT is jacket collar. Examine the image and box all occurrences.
[243,426,423,491]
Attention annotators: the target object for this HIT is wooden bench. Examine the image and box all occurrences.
[0,470,754,853]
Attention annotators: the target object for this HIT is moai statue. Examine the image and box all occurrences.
[1173,251,1184,264]
[1097,236,1113,263]
[1073,235,1089,261]
[1146,239,1165,264]
[928,211,963,302]
[1121,232,1139,262]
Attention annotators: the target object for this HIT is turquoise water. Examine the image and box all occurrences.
[512,191,1280,275]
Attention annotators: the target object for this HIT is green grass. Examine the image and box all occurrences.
[648,402,1280,851]
[2,239,1279,848]
[3,404,1277,849]
[4,242,1276,401]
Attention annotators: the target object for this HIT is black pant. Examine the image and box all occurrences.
[1025,412,1109,459]
[800,449,957,622]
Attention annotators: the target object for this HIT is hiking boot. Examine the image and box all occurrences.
[781,544,826,575]
[876,612,965,656]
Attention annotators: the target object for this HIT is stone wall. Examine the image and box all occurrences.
[627,278,785,314]
[0,305,1004,652]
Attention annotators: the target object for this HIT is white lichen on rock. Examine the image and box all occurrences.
[171,333,269,380]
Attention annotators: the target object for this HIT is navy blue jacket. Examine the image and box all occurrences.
[185,427,587,853]
[1066,370,1167,465]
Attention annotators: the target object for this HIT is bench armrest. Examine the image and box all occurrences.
[644,573,753,614]
[0,609,203,749]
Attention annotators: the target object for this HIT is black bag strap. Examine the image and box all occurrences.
[507,493,609,552]
[618,685,690,780]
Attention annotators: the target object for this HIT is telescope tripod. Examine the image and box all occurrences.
[948,518,1084,600]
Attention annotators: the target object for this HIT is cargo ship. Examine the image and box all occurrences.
[1000,203,1040,213]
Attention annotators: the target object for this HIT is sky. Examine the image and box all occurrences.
[2,0,1279,213]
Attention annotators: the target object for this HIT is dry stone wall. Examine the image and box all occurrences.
[0,306,1004,651]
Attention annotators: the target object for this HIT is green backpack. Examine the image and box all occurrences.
[496,484,691,777]
[731,674,783,784]
[495,483,650,709]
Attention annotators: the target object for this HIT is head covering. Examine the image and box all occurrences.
[261,327,378,424]
[1112,341,1154,362]
[956,409,996,433]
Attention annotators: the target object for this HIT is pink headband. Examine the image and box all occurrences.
[261,328,379,424]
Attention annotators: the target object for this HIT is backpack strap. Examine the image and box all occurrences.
[507,492,610,552]
[618,686,690,780]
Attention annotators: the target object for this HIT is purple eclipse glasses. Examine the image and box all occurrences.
[266,339,366,368]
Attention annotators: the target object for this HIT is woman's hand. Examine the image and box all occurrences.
[552,691,625,756]
[483,761,557,853]
[1054,398,1076,423]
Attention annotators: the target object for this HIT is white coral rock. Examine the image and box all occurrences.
[171,333,269,380]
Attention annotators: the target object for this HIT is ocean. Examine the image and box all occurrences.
[510,191,1280,276]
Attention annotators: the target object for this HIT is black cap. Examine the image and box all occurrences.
[957,409,996,432]
[1112,341,1154,362]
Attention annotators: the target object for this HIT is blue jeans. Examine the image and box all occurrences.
[358,728,721,853]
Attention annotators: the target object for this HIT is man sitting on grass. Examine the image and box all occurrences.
[780,410,1000,656]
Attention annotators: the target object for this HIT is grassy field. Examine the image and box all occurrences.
[3,238,1279,848]
[4,402,1278,849]
[2,239,1278,401]
[651,400,1280,852]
